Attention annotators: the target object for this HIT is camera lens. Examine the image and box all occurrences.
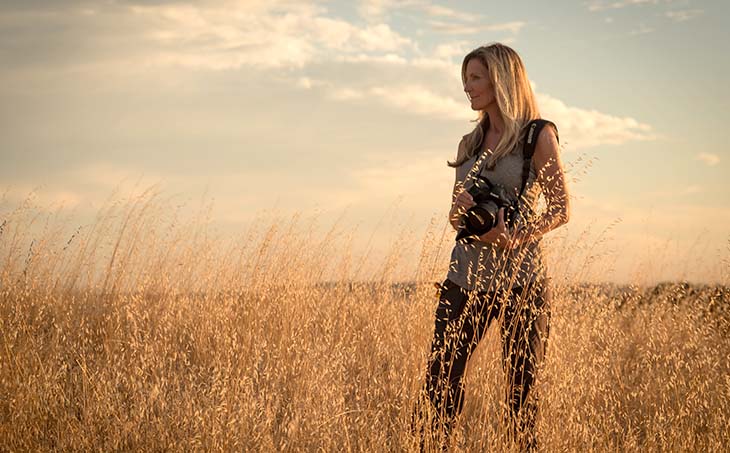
[465,205,496,235]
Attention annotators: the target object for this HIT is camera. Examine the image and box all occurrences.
[455,175,519,243]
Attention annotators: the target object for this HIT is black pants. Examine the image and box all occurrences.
[412,277,552,451]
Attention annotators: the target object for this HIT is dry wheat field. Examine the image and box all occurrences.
[1,188,729,452]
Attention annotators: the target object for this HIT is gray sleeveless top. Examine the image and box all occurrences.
[446,141,545,293]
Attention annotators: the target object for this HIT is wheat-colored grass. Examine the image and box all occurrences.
[1,187,729,452]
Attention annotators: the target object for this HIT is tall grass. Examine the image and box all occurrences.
[1,188,729,452]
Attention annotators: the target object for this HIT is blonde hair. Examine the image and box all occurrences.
[449,43,540,168]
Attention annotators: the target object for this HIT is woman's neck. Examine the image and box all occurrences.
[484,109,503,135]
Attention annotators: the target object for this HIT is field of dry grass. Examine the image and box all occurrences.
[1,189,729,452]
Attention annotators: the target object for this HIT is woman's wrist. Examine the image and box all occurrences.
[449,204,462,229]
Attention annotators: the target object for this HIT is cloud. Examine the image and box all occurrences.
[356,0,480,24]
[431,41,471,61]
[368,85,468,120]
[120,2,416,70]
[421,4,478,22]
[357,0,397,23]
[585,0,665,12]
[328,87,367,101]
[310,78,466,119]
[664,9,703,22]
[334,53,409,64]
[696,152,720,166]
[357,0,459,24]
[296,77,320,89]
[355,1,524,40]
[426,19,526,35]
[536,91,656,149]
[628,23,655,35]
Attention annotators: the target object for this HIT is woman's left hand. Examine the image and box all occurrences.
[477,208,512,248]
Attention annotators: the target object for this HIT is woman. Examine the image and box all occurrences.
[412,43,570,451]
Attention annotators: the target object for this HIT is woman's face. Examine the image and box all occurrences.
[463,58,495,111]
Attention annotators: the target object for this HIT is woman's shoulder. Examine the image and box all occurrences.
[455,135,469,162]
[535,120,559,152]
[531,119,561,172]
[533,118,559,145]
[453,132,475,165]
[451,117,490,167]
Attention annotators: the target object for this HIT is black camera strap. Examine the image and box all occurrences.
[518,119,559,202]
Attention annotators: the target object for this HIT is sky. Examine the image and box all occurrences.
[1,0,728,284]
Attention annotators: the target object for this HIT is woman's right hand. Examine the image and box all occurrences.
[449,185,476,230]
[452,186,476,216]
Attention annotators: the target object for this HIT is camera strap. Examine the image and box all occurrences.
[518,119,559,202]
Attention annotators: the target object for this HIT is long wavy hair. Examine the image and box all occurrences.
[448,43,540,169]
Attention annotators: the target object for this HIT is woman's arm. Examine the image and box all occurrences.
[449,184,463,231]
[513,124,571,245]
[448,137,472,231]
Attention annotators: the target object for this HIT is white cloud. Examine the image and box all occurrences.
[357,0,479,24]
[696,152,720,166]
[357,0,441,23]
[347,23,415,52]
[356,1,524,41]
[328,87,367,101]
[126,2,416,70]
[357,0,396,23]
[368,85,468,120]
[421,5,478,22]
[296,77,315,89]
[427,19,526,35]
[629,23,655,35]
[431,41,471,61]
[319,80,467,119]
[536,91,656,149]
[334,53,409,64]
[586,0,665,12]
[665,9,703,22]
